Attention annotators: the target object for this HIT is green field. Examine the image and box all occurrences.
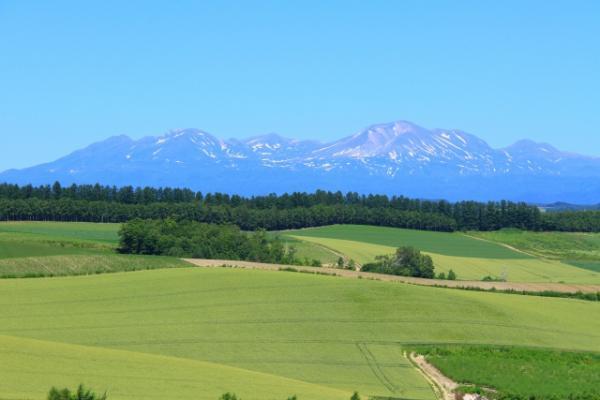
[0,222,186,278]
[285,225,600,283]
[409,344,600,399]
[0,267,599,399]
[0,221,120,246]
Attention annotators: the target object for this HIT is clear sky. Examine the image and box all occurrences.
[1,0,599,171]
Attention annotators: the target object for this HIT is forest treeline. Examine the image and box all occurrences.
[1,182,599,232]
[119,219,301,264]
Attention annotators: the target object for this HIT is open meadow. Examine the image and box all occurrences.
[0,267,599,399]
[0,221,599,399]
[0,222,187,278]
[284,225,600,283]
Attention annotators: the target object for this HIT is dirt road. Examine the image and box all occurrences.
[182,258,600,294]
[409,352,457,400]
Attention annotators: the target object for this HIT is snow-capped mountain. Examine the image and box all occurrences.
[2,120,600,203]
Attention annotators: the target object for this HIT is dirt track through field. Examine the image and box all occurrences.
[183,259,600,294]
[409,353,457,400]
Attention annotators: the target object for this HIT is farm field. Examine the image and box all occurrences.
[0,221,120,247]
[469,229,600,273]
[285,225,600,283]
[0,222,186,278]
[409,344,600,399]
[0,267,599,399]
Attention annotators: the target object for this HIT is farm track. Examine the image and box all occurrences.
[409,353,457,400]
[183,259,600,294]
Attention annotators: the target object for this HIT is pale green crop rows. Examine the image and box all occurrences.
[1,267,598,399]
[285,225,600,283]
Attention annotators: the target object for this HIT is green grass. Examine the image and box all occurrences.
[0,221,120,246]
[409,344,600,399]
[567,260,600,273]
[284,225,600,283]
[0,222,186,278]
[270,233,340,265]
[0,267,599,399]
[469,229,600,262]
[0,334,349,400]
[0,254,188,278]
[287,225,526,259]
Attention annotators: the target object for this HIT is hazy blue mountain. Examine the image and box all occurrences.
[2,121,600,203]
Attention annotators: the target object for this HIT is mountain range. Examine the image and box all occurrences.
[2,120,599,203]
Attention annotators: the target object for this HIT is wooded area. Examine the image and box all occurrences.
[1,182,598,232]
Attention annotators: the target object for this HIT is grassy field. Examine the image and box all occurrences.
[0,267,599,399]
[0,221,120,246]
[0,222,187,278]
[284,225,600,283]
[469,229,600,261]
[273,234,340,265]
[470,229,600,276]
[409,344,600,399]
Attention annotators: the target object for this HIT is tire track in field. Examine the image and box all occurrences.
[356,342,399,394]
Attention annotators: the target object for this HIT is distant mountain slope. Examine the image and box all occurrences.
[2,120,600,203]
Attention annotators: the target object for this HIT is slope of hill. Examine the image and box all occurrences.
[1,267,598,399]
[284,225,600,283]
[2,120,600,202]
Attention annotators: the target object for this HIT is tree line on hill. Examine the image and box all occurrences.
[2,182,600,232]
[118,218,304,264]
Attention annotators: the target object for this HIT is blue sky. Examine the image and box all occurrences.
[1,0,599,171]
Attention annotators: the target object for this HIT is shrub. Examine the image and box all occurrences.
[48,385,107,400]
[361,246,435,278]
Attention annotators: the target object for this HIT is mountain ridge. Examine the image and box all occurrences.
[2,120,599,203]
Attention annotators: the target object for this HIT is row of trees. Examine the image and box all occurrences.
[2,182,599,232]
[0,198,459,231]
[118,219,299,263]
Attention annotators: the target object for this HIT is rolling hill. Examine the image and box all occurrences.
[1,267,599,399]
[284,225,600,283]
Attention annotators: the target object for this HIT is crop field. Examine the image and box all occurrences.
[272,234,340,265]
[0,222,186,278]
[470,229,600,275]
[0,267,599,399]
[0,221,120,246]
[408,344,600,398]
[285,225,600,283]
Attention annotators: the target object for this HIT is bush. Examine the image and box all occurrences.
[447,269,457,280]
[361,246,435,278]
[48,385,106,400]
[219,394,239,400]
